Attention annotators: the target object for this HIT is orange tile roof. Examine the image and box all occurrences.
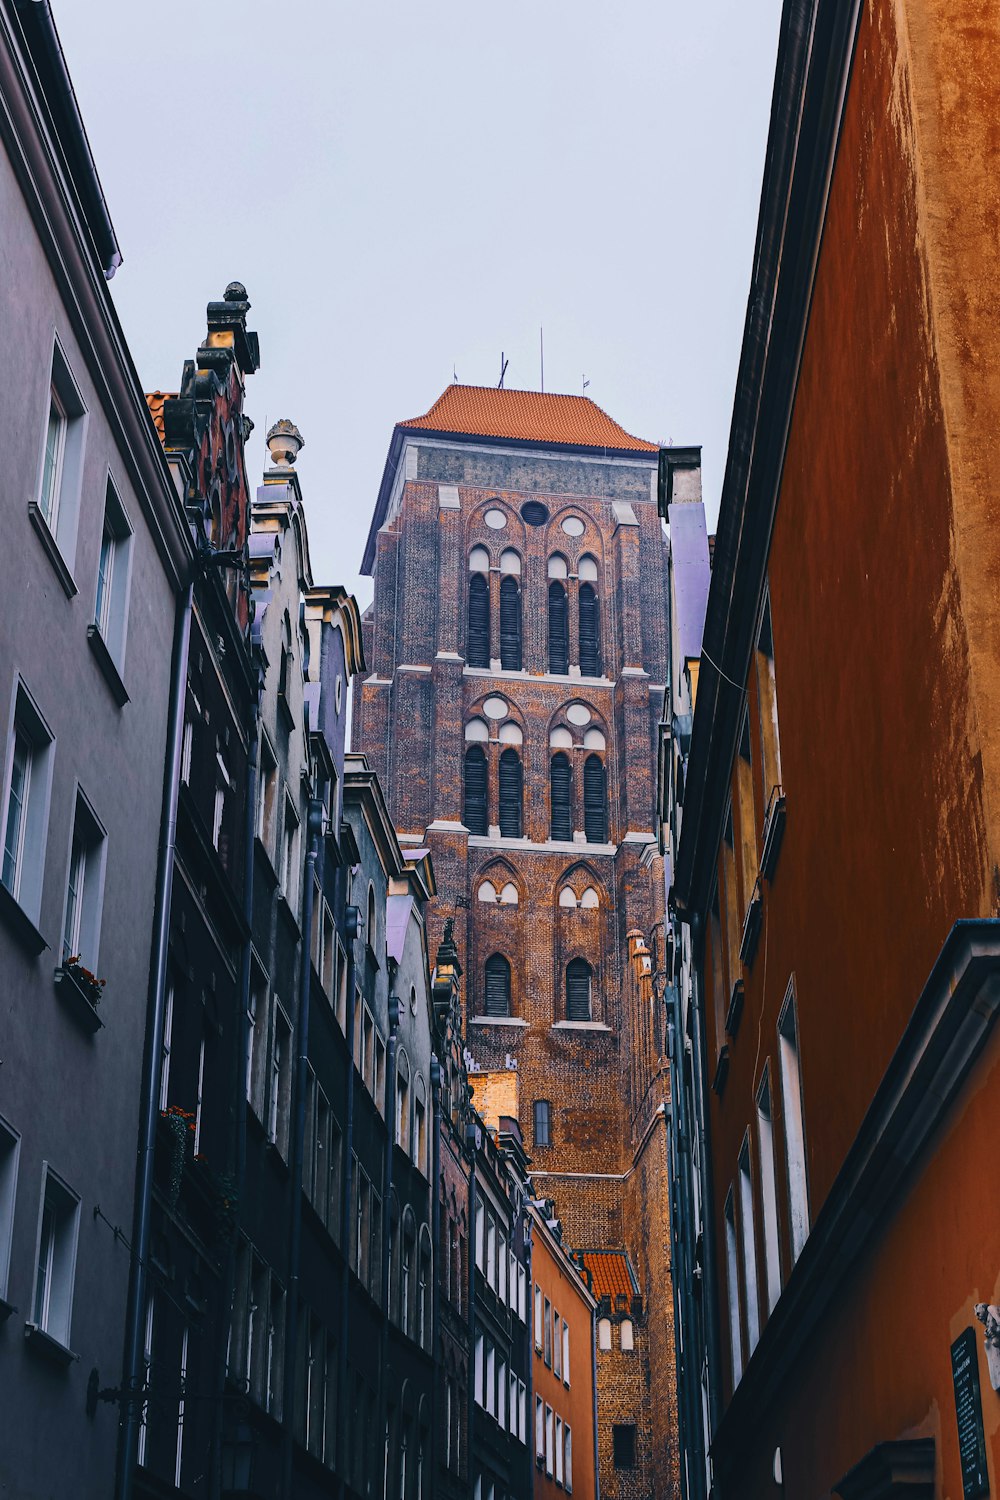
[145,391,176,445]
[577,1250,637,1301]
[400,384,657,453]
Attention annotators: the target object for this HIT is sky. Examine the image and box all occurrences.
[57,1,783,612]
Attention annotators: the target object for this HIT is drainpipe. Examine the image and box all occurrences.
[336,897,360,1500]
[466,1122,478,1490]
[281,795,323,1499]
[377,972,400,1492]
[524,1211,536,1500]
[690,911,723,1455]
[115,580,192,1500]
[209,673,261,1500]
[430,1057,443,1490]
[592,1299,601,1500]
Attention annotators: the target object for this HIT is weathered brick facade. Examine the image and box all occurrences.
[354,387,680,1496]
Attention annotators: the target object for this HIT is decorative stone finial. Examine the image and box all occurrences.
[224,281,248,302]
[266,419,304,468]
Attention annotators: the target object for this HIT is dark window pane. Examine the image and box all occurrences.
[548,581,568,675]
[485,955,511,1017]
[583,754,607,844]
[499,576,522,671]
[464,746,488,836]
[498,748,522,839]
[468,574,490,668]
[579,583,601,677]
[613,1424,636,1470]
[550,753,572,842]
[566,959,592,1021]
[533,1099,551,1147]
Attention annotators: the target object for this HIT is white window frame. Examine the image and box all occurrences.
[35,337,88,565]
[1,679,55,923]
[30,1164,81,1350]
[92,475,133,667]
[738,1133,760,1355]
[756,1064,782,1314]
[778,979,810,1263]
[60,788,107,969]
[724,1186,743,1388]
[159,981,175,1111]
[562,1318,570,1385]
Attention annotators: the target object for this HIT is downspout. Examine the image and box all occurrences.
[524,1212,536,1500]
[429,1058,443,1491]
[115,579,192,1500]
[592,1299,601,1500]
[378,973,400,1492]
[690,911,724,1452]
[209,673,261,1500]
[336,897,360,1500]
[281,796,323,1499]
[466,1123,478,1490]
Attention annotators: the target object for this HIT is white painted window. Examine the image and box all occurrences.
[620,1318,634,1352]
[486,1340,495,1416]
[1,683,54,922]
[519,1379,527,1444]
[61,792,106,968]
[534,1282,543,1348]
[553,1305,562,1377]
[281,796,299,903]
[476,1201,485,1271]
[0,1117,20,1302]
[724,1187,743,1387]
[93,478,133,665]
[475,1332,484,1406]
[31,1167,81,1348]
[159,982,175,1111]
[36,340,87,562]
[565,1424,573,1491]
[497,1357,506,1428]
[555,1415,564,1484]
[545,1403,554,1476]
[193,1034,206,1156]
[498,1231,508,1304]
[137,1292,154,1465]
[518,1263,527,1321]
[486,1213,496,1290]
[535,1394,544,1461]
[778,982,809,1263]
[738,1136,760,1355]
[597,1316,612,1351]
[175,1325,188,1487]
[562,1318,570,1383]
[757,1067,782,1313]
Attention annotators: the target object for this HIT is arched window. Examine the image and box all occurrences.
[484,954,511,1016]
[566,958,593,1021]
[499,575,522,671]
[498,748,522,838]
[464,746,487,835]
[550,752,572,842]
[620,1318,635,1351]
[499,882,518,905]
[580,886,599,908]
[598,1317,612,1351]
[468,572,489,668]
[558,886,577,908]
[579,582,601,677]
[583,753,607,843]
[477,880,498,903]
[548,580,568,675]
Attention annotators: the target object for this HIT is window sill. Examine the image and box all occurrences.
[739,883,763,968]
[551,1020,612,1032]
[28,502,77,599]
[24,1321,78,1366]
[469,1016,527,1027]
[0,881,47,956]
[265,1140,291,1178]
[277,892,300,937]
[759,786,786,881]
[725,979,745,1039]
[54,965,105,1033]
[86,625,129,707]
[712,1044,731,1096]
[0,1294,16,1323]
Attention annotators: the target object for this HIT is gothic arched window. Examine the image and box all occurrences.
[484,954,511,1016]
[550,752,572,842]
[464,745,488,835]
[583,753,607,844]
[498,748,522,838]
[566,958,593,1021]
[499,575,522,671]
[579,582,601,677]
[548,580,568,675]
[468,573,490,668]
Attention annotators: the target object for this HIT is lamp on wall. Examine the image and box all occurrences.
[221,1421,258,1497]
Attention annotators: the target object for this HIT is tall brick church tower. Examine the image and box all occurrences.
[355,385,681,1496]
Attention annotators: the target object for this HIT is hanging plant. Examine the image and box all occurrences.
[160,1107,195,1210]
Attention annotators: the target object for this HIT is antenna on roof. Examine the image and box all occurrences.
[453,363,458,383]
[498,352,509,390]
[582,375,590,395]
[540,327,544,393]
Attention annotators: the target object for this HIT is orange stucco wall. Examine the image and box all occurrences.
[533,1223,597,1500]
[702,0,1000,1492]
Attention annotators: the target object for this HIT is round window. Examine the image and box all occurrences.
[520,500,549,526]
[561,515,585,537]
[483,697,508,720]
[484,508,507,530]
[566,703,592,726]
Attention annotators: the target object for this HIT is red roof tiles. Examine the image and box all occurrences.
[400,384,657,453]
[145,391,175,444]
[578,1250,637,1301]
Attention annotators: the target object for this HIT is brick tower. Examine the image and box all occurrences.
[354,384,680,1496]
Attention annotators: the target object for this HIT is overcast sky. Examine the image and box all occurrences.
[57,2,782,610]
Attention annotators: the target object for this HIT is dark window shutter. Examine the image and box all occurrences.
[499,577,522,671]
[484,954,511,1017]
[566,958,592,1021]
[548,581,568,675]
[583,754,607,843]
[550,753,572,842]
[498,748,522,839]
[468,574,489,668]
[533,1099,551,1147]
[464,746,488,835]
[579,584,601,677]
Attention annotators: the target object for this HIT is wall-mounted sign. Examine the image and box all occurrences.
[952,1326,989,1499]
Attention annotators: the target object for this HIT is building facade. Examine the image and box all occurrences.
[668,0,1000,1496]
[354,382,684,1495]
[0,4,190,1495]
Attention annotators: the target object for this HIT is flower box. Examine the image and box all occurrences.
[54,961,104,1033]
